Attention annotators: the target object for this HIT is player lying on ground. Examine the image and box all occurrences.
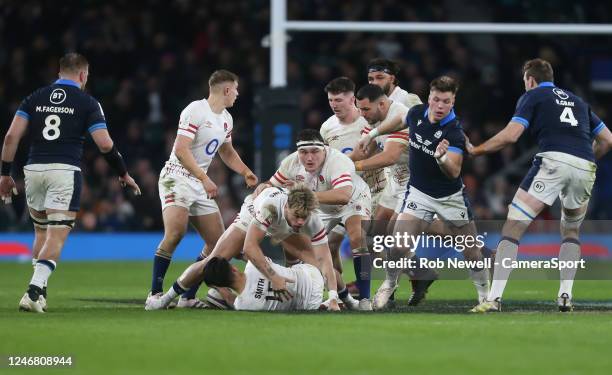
[147,69,258,309]
[0,53,141,313]
[145,185,342,311]
[468,58,612,313]
[358,76,491,309]
[201,257,325,311]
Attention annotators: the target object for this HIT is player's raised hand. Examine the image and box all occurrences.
[0,176,18,204]
[201,176,218,198]
[243,170,259,188]
[270,275,294,302]
[357,134,373,152]
[119,173,142,196]
[434,139,450,159]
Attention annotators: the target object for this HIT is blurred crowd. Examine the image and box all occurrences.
[1,0,611,232]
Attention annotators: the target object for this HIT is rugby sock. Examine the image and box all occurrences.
[338,287,349,300]
[160,281,187,306]
[558,239,580,299]
[469,267,490,302]
[28,260,56,301]
[181,254,205,300]
[488,237,519,301]
[352,248,371,299]
[151,249,172,294]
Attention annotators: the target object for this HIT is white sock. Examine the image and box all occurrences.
[32,258,38,268]
[160,281,185,306]
[30,260,56,289]
[558,239,580,299]
[488,238,519,301]
[469,268,490,302]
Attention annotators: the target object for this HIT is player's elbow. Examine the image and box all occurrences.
[97,139,114,154]
[337,190,351,205]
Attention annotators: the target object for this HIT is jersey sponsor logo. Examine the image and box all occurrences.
[50,88,67,104]
[407,201,417,210]
[295,175,305,182]
[434,130,442,139]
[415,133,432,146]
[417,119,423,126]
[205,139,220,155]
[552,88,569,100]
[341,147,354,154]
[533,180,545,193]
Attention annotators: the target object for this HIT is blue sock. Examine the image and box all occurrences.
[151,254,171,294]
[353,253,372,299]
[481,245,494,258]
[181,254,204,299]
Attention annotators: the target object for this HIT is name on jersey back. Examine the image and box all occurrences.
[35,105,75,114]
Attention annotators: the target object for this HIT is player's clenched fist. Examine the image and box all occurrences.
[201,175,218,198]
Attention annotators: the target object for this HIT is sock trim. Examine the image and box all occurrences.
[500,236,520,246]
[562,238,580,245]
[37,259,56,271]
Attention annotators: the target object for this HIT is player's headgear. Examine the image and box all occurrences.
[367,58,400,76]
[203,257,234,288]
[296,129,325,150]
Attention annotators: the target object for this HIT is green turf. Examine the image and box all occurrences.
[1,261,611,375]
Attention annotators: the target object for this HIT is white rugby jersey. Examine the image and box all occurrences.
[389,86,422,110]
[250,187,327,246]
[167,99,233,172]
[363,101,410,187]
[320,114,386,195]
[233,261,320,311]
[270,147,369,214]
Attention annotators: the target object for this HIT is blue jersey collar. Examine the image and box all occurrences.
[54,78,81,88]
[538,81,555,88]
[424,107,456,126]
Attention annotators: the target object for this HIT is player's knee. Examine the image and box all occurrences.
[561,209,586,239]
[163,226,186,245]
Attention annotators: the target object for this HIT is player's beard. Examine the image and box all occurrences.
[383,82,392,96]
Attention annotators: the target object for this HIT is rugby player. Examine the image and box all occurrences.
[469,59,612,312]
[147,70,258,309]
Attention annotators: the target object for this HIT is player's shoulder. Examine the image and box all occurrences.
[320,115,338,133]
[326,147,353,167]
[407,103,426,120]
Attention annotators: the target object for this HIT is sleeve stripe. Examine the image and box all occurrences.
[274,172,288,182]
[188,123,199,129]
[312,229,327,241]
[185,128,197,135]
[592,122,605,136]
[447,146,463,155]
[511,116,529,128]
[225,131,232,138]
[331,173,350,184]
[332,177,352,186]
[88,123,107,133]
[15,110,30,120]
[312,233,327,242]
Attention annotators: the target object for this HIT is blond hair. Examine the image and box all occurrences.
[287,184,318,219]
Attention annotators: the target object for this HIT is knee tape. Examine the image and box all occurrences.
[507,200,537,222]
[30,215,48,229]
[47,212,75,228]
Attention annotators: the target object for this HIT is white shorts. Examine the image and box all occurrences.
[158,163,219,216]
[330,188,381,236]
[399,185,473,227]
[320,185,372,234]
[293,263,324,310]
[378,178,408,213]
[24,164,82,212]
[520,152,596,210]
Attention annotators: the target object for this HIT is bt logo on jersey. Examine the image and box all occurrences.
[50,89,67,105]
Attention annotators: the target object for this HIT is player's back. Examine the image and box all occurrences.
[18,79,105,167]
[514,83,601,162]
[234,261,309,311]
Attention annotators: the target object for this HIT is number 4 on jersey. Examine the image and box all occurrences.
[560,107,578,127]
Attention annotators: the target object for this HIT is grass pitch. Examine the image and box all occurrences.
[1,261,611,375]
